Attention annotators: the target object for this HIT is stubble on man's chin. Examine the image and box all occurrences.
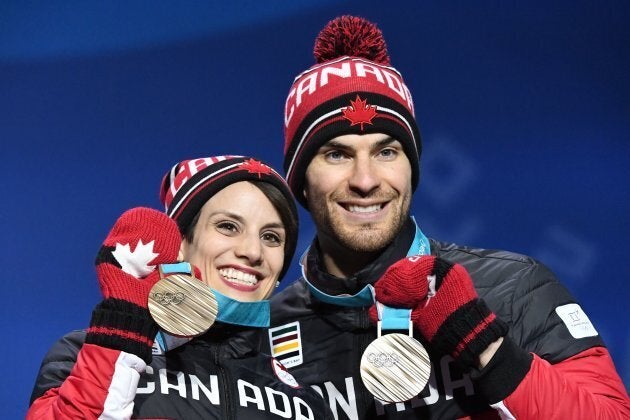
[326,214,406,254]
[308,191,411,255]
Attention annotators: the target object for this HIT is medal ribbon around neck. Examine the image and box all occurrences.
[347,218,431,402]
[302,217,430,307]
[149,263,270,340]
[297,218,433,401]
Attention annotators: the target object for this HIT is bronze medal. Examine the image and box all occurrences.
[360,333,431,403]
[148,273,218,337]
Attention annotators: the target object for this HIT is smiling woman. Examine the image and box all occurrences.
[27,155,331,419]
[161,156,299,300]
[182,182,287,301]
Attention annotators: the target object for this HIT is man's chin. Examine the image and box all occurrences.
[338,226,396,253]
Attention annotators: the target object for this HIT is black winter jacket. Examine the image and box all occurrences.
[266,218,604,419]
[30,324,332,419]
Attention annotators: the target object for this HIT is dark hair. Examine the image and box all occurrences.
[183,180,298,280]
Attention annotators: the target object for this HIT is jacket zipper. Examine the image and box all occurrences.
[357,308,376,412]
[214,344,234,420]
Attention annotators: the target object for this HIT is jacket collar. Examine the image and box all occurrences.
[301,217,430,306]
[155,323,264,357]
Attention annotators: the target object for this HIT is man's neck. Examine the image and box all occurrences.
[317,235,380,279]
[313,217,419,281]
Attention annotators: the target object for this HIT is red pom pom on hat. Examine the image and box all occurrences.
[314,15,391,65]
[284,15,422,210]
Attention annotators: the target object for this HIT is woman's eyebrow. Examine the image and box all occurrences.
[206,210,245,222]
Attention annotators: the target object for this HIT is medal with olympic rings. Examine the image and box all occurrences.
[148,263,218,337]
[360,304,431,403]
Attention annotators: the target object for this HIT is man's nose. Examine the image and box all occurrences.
[347,156,380,195]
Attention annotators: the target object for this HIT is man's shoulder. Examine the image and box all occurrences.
[270,278,314,322]
[41,329,86,363]
[431,238,535,265]
[431,238,542,270]
[429,238,556,290]
[272,277,309,302]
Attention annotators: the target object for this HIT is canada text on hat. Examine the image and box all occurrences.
[284,56,415,132]
[282,15,422,207]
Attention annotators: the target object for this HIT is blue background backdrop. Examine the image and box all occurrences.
[2,1,628,417]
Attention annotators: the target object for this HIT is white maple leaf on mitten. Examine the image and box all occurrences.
[111,240,159,278]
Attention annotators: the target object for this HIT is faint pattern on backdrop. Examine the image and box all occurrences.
[1,2,628,417]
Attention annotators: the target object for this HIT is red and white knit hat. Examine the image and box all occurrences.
[160,155,296,232]
[283,15,422,207]
[159,155,298,280]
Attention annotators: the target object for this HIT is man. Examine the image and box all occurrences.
[267,15,629,419]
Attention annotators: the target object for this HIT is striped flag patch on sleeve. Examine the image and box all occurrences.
[268,321,303,368]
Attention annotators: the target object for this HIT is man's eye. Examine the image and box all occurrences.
[378,148,398,159]
[325,150,345,161]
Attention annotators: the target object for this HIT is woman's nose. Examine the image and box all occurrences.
[234,235,263,265]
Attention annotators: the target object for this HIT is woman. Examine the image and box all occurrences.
[27,155,330,419]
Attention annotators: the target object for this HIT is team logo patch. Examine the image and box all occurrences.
[555,303,598,339]
[271,358,300,388]
[268,321,303,368]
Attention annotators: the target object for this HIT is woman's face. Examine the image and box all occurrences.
[180,181,286,302]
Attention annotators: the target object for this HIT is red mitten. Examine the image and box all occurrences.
[85,207,181,363]
[369,255,507,370]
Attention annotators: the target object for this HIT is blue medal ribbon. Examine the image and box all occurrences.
[158,262,270,327]
[303,217,430,308]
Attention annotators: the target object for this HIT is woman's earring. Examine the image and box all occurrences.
[275,281,280,288]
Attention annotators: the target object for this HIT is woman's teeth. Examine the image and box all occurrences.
[348,204,381,213]
[219,268,258,286]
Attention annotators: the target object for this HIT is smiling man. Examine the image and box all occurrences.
[304,133,412,277]
[267,15,629,419]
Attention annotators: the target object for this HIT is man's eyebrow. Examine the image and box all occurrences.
[373,137,397,148]
[321,136,398,150]
[320,139,351,149]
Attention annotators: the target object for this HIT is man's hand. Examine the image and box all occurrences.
[369,255,507,370]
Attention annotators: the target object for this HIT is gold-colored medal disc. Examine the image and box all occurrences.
[360,333,431,403]
[148,273,218,337]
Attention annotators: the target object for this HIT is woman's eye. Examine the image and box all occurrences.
[261,232,282,246]
[216,221,239,234]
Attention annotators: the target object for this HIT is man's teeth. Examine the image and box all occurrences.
[219,268,257,286]
[348,204,381,213]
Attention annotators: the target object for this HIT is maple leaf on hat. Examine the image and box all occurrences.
[342,95,378,130]
[111,240,158,278]
[240,158,272,178]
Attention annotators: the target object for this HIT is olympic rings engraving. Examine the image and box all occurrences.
[153,292,185,305]
[367,352,400,368]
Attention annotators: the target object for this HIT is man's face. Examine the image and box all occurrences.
[304,132,412,253]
